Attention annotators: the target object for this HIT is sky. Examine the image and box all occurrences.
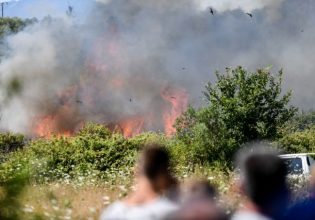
[2,0,92,20]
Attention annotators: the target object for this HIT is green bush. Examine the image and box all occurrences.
[0,133,25,164]
[280,111,315,134]
[0,133,25,153]
[0,124,145,182]
[0,124,178,183]
[278,126,315,153]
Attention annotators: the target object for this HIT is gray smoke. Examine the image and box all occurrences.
[0,0,314,135]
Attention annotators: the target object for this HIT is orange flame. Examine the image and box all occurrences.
[33,115,72,138]
[119,116,145,138]
[32,103,80,138]
[161,87,188,136]
[31,22,190,138]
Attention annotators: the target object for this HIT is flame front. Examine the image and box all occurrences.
[161,87,188,136]
[32,86,188,138]
[119,116,145,138]
[33,115,72,138]
[30,21,189,138]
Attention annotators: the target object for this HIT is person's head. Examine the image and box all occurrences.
[169,200,227,220]
[171,180,226,220]
[181,179,216,202]
[136,143,177,194]
[239,151,289,218]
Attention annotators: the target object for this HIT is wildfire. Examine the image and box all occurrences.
[30,20,189,138]
[119,116,145,138]
[161,87,188,136]
[32,103,81,138]
[33,115,72,138]
[32,85,188,138]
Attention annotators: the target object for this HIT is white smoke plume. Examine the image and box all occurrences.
[197,0,285,12]
[0,0,314,135]
[96,0,285,12]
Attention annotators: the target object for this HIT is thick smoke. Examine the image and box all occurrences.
[197,0,285,12]
[0,0,314,135]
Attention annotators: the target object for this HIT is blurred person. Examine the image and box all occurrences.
[99,144,179,220]
[232,151,289,220]
[181,179,216,202]
[169,180,227,220]
[285,164,315,220]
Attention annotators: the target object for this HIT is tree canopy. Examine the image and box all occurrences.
[0,17,37,38]
[175,66,297,164]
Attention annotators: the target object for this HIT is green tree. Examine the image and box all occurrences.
[277,111,315,153]
[279,126,315,153]
[284,111,315,132]
[176,66,297,164]
[0,17,37,38]
[0,17,37,60]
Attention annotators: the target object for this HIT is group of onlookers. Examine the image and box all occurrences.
[99,143,315,220]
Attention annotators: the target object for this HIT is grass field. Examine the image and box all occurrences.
[11,166,239,220]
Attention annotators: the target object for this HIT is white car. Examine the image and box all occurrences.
[279,153,315,175]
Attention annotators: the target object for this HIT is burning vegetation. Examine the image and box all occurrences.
[29,30,189,138]
[3,0,309,140]
[31,84,188,138]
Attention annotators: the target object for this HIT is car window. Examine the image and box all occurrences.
[308,156,315,166]
[282,157,303,175]
[307,156,311,166]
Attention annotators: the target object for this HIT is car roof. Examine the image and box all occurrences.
[279,153,315,158]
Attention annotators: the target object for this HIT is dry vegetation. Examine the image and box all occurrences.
[14,166,238,220]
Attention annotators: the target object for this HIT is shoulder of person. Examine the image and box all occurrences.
[232,210,272,220]
[286,199,315,220]
[99,201,126,220]
[156,197,178,205]
[150,197,179,212]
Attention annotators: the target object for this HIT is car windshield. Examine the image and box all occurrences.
[282,157,303,175]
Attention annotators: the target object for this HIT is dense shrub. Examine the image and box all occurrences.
[280,111,315,134]
[278,126,315,153]
[0,124,145,182]
[0,133,25,164]
[0,133,25,153]
[0,123,179,183]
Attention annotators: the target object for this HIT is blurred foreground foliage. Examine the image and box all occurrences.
[0,172,27,220]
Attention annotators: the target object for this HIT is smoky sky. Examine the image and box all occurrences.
[0,0,314,134]
[92,0,315,107]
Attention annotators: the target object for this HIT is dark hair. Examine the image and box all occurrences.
[243,153,288,218]
[185,180,216,200]
[140,144,177,193]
